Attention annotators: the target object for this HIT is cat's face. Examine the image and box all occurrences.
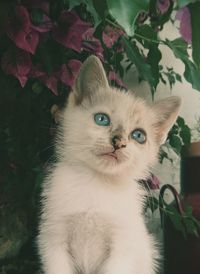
[61,56,181,179]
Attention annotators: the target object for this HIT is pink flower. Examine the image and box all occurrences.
[52,11,90,52]
[30,64,58,94]
[145,174,160,190]
[31,14,53,33]
[103,26,124,48]
[6,5,39,54]
[108,71,126,89]
[58,60,82,87]
[176,7,192,44]
[42,75,58,95]
[1,47,32,87]
[82,28,104,58]
[67,59,82,86]
[30,59,82,94]
[157,0,170,14]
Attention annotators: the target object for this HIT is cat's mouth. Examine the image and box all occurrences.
[101,151,118,161]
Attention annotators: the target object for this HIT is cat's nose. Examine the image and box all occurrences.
[112,135,127,150]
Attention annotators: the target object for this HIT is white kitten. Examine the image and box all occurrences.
[37,56,181,274]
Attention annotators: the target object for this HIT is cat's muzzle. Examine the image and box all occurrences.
[112,135,127,150]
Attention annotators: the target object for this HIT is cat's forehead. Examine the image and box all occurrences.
[90,87,150,120]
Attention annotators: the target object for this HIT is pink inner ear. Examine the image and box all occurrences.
[74,56,109,102]
[152,97,181,144]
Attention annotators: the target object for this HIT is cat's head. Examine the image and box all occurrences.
[60,56,181,179]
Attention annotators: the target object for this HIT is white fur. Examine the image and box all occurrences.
[37,56,181,274]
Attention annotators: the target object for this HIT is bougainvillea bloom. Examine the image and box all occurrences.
[6,5,39,54]
[1,48,32,87]
[41,75,58,95]
[176,7,192,44]
[30,59,82,94]
[145,174,160,190]
[157,0,170,14]
[103,26,124,48]
[29,64,58,94]
[61,59,82,87]
[52,11,90,52]
[54,61,82,88]
[82,28,104,58]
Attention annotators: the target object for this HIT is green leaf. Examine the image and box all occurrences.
[184,61,200,91]
[30,9,44,25]
[175,73,182,83]
[144,196,159,213]
[107,0,149,36]
[93,0,107,19]
[190,215,200,226]
[123,37,155,91]
[32,82,44,95]
[177,0,197,8]
[68,0,82,9]
[166,38,200,91]
[164,72,176,89]
[189,2,200,69]
[177,116,185,127]
[167,37,189,57]
[183,218,199,237]
[169,134,182,154]
[180,124,191,145]
[135,26,161,90]
[135,25,158,47]
[158,201,199,238]
[169,123,179,136]
[165,205,187,239]
[159,149,173,163]
[184,204,193,215]
[147,44,162,90]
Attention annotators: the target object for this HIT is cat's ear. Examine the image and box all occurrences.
[73,55,109,104]
[152,96,181,144]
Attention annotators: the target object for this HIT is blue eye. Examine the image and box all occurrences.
[131,129,146,144]
[94,113,110,126]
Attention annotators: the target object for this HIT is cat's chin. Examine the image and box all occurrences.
[88,151,130,176]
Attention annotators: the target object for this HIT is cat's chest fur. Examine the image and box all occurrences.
[42,164,151,274]
[66,212,111,273]
[44,164,143,223]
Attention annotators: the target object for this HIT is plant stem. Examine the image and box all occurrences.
[106,18,190,50]
[134,32,164,45]
[106,18,165,45]
[105,18,123,30]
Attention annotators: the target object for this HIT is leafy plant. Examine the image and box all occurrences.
[143,178,200,240]
[165,203,200,239]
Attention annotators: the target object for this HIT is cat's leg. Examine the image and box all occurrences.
[40,243,74,274]
[38,223,74,274]
[100,231,136,274]
[100,229,154,274]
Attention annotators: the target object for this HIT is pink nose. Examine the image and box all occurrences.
[112,135,127,150]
